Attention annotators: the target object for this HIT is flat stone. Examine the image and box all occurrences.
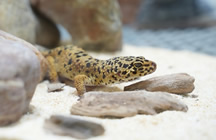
[0,31,41,126]
[44,115,105,139]
[124,73,195,95]
[71,91,188,117]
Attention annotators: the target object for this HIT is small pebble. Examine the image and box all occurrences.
[47,83,65,92]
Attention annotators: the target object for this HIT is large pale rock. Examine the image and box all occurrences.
[44,115,105,139]
[71,91,188,117]
[124,73,195,94]
[31,0,122,52]
[0,0,60,47]
[0,31,41,125]
[0,30,47,81]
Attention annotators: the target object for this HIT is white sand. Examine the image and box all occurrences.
[0,45,216,140]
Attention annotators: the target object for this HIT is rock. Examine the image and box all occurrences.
[118,0,142,24]
[124,73,195,95]
[0,0,60,47]
[71,91,188,117]
[44,115,105,139]
[0,31,41,126]
[0,0,37,43]
[31,0,122,52]
[34,9,60,48]
[0,30,48,81]
[0,80,26,126]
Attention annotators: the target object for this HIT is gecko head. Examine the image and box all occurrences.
[118,56,157,80]
[131,56,156,75]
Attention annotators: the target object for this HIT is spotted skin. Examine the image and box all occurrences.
[43,45,157,95]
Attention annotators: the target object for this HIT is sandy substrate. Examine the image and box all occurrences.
[0,45,216,140]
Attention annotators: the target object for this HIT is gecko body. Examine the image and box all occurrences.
[43,45,157,95]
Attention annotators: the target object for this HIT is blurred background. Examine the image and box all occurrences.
[120,0,216,56]
[1,0,216,55]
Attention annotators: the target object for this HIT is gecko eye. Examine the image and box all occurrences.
[134,63,142,67]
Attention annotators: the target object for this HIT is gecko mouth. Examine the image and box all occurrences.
[151,61,157,72]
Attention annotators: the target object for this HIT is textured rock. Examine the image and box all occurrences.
[0,0,60,47]
[44,115,105,139]
[31,0,122,52]
[71,91,188,117]
[124,73,195,94]
[0,31,41,126]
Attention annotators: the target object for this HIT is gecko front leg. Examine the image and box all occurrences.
[45,56,58,82]
[74,75,90,96]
